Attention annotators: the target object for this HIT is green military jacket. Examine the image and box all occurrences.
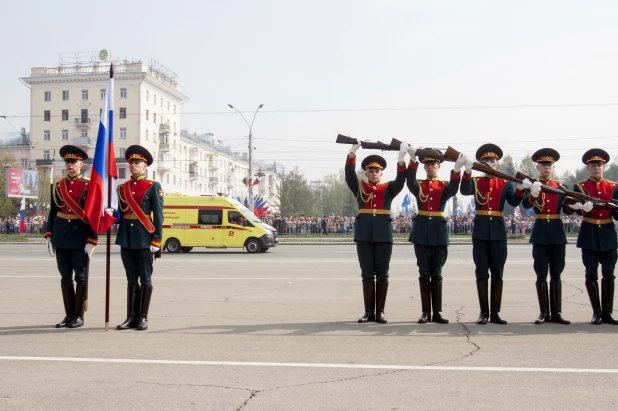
[345,157,406,243]
[115,175,164,250]
[407,162,461,246]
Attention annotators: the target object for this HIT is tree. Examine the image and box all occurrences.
[0,151,21,219]
[276,167,317,217]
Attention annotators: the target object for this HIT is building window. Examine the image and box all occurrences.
[119,107,126,119]
[100,89,106,100]
[81,109,88,123]
[146,110,149,121]
[167,101,170,110]
[82,90,88,100]
[120,88,127,99]
[173,175,176,185]
[174,104,176,114]
[62,110,68,121]
[44,91,51,102]
[145,130,149,141]
[119,127,126,139]
[153,171,156,180]
[61,130,68,140]
[43,150,51,160]
[153,113,157,124]
[44,111,50,121]
[146,90,149,100]
[81,129,88,137]
[167,174,169,183]
[161,99,163,108]
[153,94,157,105]
[62,90,69,101]
[118,148,126,158]
[173,122,176,132]
[119,168,126,179]
[44,130,50,141]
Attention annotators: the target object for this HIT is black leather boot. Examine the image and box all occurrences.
[601,280,618,325]
[68,283,85,328]
[137,285,153,330]
[585,282,602,325]
[56,283,75,328]
[535,282,550,324]
[358,282,375,323]
[550,281,570,324]
[430,278,448,324]
[476,279,489,324]
[490,280,507,324]
[375,282,388,324]
[117,285,141,330]
[418,278,431,323]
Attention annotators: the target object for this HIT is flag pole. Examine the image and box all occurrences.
[105,63,115,332]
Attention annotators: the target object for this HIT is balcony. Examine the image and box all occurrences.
[209,177,219,184]
[209,162,219,171]
[159,123,170,133]
[73,137,95,149]
[74,118,91,127]
[189,171,198,180]
[36,159,53,166]
[157,161,171,172]
[159,142,169,152]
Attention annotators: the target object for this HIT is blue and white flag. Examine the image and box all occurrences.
[470,201,476,216]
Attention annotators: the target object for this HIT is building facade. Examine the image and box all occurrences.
[21,51,279,211]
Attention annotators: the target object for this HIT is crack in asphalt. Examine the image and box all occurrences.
[564,282,588,307]
[424,305,480,367]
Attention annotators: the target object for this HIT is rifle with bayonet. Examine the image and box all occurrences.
[515,171,618,211]
[442,146,528,184]
[336,134,400,151]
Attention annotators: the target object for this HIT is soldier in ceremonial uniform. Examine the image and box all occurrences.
[346,141,408,323]
[460,144,528,324]
[115,145,164,331]
[406,147,471,323]
[45,145,98,328]
[570,149,618,325]
[521,149,572,324]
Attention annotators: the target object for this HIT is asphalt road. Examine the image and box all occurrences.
[1,243,617,410]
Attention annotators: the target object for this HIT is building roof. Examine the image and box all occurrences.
[0,132,30,147]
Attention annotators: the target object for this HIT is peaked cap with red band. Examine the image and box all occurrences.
[361,155,387,170]
[582,148,610,165]
[59,145,88,161]
[532,148,560,164]
[475,143,503,161]
[125,145,154,166]
[418,149,444,164]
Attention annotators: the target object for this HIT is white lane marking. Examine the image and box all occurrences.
[0,356,616,374]
[0,276,590,281]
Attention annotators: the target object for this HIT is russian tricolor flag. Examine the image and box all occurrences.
[84,65,118,234]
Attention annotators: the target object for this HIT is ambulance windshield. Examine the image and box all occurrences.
[238,205,262,223]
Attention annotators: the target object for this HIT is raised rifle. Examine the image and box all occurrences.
[443,146,524,183]
[515,171,618,210]
[513,171,567,196]
[389,138,448,160]
[336,134,399,151]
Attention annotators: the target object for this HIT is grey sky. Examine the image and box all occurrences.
[1,0,617,192]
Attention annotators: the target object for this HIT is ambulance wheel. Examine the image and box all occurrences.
[166,238,181,253]
[181,247,193,253]
[260,248,269,253]
[245,238,261,253]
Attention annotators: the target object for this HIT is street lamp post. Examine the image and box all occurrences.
[227,103,264,211]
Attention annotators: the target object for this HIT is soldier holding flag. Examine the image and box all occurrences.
[45,145,98,329]
[115,145,164,331]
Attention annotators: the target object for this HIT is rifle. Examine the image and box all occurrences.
[389,138,448,160]
[444,146,524,183]
[513,171,568,196]
[336,134,399,151]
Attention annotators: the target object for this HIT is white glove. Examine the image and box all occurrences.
[349,143,361,154]
[407,144,417,158]
[464,157,474,173]
[582,201,594,213]
[530,181,541,198]
[150,245,160,253]
[567,202,583,211]
[398,142,409,162]
[453,153,467,173]
[84,243,95,260]
[46,237,55,257]
[517,178,533,191]
[105,208,115,216]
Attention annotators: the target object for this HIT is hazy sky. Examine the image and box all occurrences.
[1,0,617,195]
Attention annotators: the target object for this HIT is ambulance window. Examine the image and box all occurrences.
[198,210,222,225]
[228,211,244,225]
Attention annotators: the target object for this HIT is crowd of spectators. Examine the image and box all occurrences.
[263,213,588,236]
[1,215,47,235]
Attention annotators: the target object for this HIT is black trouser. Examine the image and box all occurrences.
[121,248,154,286]
[414,244,448,280]
[356,241,392,284]
[532,244,566,282]
[55,248,86,285]
[581,248,617,282]
[472,239,507,280]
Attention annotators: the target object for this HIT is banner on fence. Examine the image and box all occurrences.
[5,168,39,199]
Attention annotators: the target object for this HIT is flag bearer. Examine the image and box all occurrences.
[346,142,408,323]
[45,145,98,329]
[115,145,164,331]
[406,147,470,324]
